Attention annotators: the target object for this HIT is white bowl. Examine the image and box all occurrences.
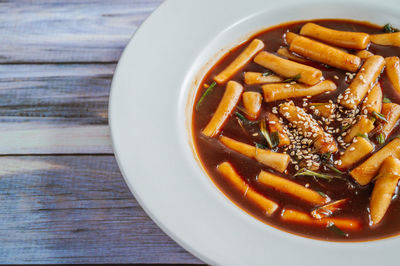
[109,0,400,264]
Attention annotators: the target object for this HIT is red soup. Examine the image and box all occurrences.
[192,19,400,241]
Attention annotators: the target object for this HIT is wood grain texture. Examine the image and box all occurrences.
[0,64,113,154]
[0,0,203,263]
[0,0,164,63]
[0,155,202,264]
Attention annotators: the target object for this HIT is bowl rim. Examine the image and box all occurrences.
[109,0,400,264]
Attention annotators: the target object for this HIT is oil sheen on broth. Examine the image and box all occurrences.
[192,19,400,241]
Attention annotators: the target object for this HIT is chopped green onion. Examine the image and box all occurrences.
[342,124,351,132]
[326,164,345,175]
[196,81,217,111]
[283,73,301,83]
[321,152,332,161]
[372,111,388,123]
[327,222,349,237]
[383,97,392,103]
[383,23,399,33]
[235,112,258,125]
[262,71,273,77]
[294,168,333,180]
[236,106,252,117]
[368,115,376,123]
[357,133,369,139]
[376,133,385,144]
[270,132,280,148]
[317,191,329,198]
[260,120,277,148]
[254,142,268,149]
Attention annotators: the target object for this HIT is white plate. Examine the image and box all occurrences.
[109,0,400,265]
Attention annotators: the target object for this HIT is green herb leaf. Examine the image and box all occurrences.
[254,142,268,149]
[196,81,217,111]
[327,222,349,237]
[317,191,329,198]
[270,131,280,148]
[262,71,273,77]
[368,115,376,123]
[342,124,351,132]
[383,97,392,103]
[326,164,345,175]
[283,73,301,83]
[383,23,399,33]
[376,133,385,145]
[235,112,258,125]
[321,152,332,161]
[357,133,369,139]
[372,111,389,123]
[260,120,277,148]
[294,168,333,181]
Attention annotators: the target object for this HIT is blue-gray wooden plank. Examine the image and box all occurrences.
[0,155,201,264]
[0,64,114,154]
[0,0,203,263]
[0,0,164,63]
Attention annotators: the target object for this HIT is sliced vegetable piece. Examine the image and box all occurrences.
[217,162,278,215]
[202,81,243,137]
[214,39,265,84]
[370,156,400,225]
[258,170,329,205]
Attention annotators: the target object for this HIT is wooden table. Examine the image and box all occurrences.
[0,1,202,263]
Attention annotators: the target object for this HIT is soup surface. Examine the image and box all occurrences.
[192,19,400,241]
